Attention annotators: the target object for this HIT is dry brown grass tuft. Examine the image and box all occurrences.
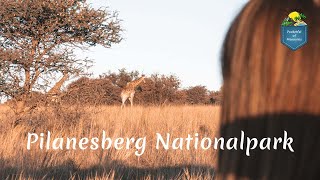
[0,105,220,179]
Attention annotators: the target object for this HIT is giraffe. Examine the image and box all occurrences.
[121,75,146,108]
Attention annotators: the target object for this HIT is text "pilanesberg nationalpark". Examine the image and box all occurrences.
[27,131,294,156]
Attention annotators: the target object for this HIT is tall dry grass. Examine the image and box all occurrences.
[0,105,220,179]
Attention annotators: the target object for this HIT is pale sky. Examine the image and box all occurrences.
[80,0,248,90]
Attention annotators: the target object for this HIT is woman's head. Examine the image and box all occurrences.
[219,2,320,179]
[221,0,320,123]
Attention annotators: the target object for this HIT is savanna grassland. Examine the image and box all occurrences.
[0,105,220,180]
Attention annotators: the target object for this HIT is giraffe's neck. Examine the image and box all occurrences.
[125,77,145,90]
[131,77,144,87]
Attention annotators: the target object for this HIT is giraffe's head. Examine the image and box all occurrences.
[141,74,146,83]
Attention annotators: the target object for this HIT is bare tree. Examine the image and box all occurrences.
[0,0,122,117]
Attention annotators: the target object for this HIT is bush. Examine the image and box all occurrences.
[62,69,222,106]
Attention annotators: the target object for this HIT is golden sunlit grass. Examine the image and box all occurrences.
[0,105,220,179]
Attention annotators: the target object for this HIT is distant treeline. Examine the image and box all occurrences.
[61,69,222,106]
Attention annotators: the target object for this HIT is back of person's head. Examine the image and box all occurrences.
[219,0,320,179]
[222,0,320,122]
